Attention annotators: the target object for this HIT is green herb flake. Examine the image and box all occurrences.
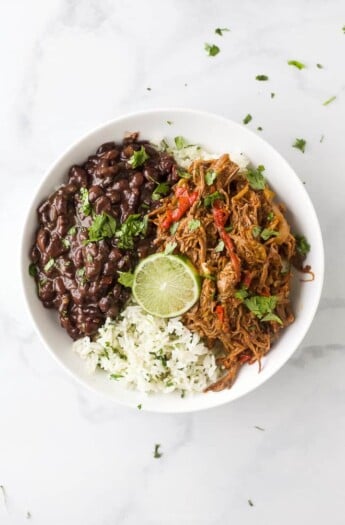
[118,271,134,288]
[243,113,252,125]
[137,404,142,410]
[267,211,274,222]
[293,138,306,153]
[316,63,323,69]
[28,263,38,277]
[44,258,55,272]
[110,373,123,380]
[256,74,269,81]
[257,126,263,131]
[169,221,179,235]
[146,87,151,91]
[86,253,93,263]
[342,25,345,34]
[85,213,116,244]
[76,267,86,278]
[254,425,265,431]
[234,286,249,300]
[246,164,266,190]
[271,92,275,98]
[68,226,77,236]
[320,135,324,143]
[295,235,310,257]
[177,168,191,179]
[79,187,91,216]
[154,444,163,458]
[180,390,186,398]
[215,27,230,36]
[248,499,254,507]
[62,238,70,249]
[189,219,201,232]
[128,146,149,168]
[164,242,177,255]
[204,191,225,207]
[174,136,188,150]
[205,170,217,186]
[215,240,225,253]
[261,228,279,241]
[287,59,306,70]
[205,43,220,56]
[244,295,282,324]
[116,214,148,249]
[26,511,32,519]
[323,95,336,106]
[224,225,233,233]
[152,182,170,201]
[166,120,173,125]
[252,225,262,238]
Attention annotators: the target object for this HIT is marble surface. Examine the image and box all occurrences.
[1,0,345,523]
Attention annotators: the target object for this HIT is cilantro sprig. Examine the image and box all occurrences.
[128,146,149,168]
[246,165,266,190]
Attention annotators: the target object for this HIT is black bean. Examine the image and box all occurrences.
[106,189,121,204]
[94,196,112,214]
[69,166,88,187]
[88,185,104,202]
[113,178,129,191]
[129,172,144,188]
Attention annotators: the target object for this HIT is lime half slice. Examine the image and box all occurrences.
[132,254,201,318]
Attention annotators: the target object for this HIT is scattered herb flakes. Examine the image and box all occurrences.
[152,182,170,201]
[205,170,217,185]
[246,164,266,190]
[261,228,279,241]
[85,213,116,244]
[154,444,163,458]
[79,187,91,216]
[44,258,55,272]
[137,404,142,410]
[205,43,220,57]
[320,134,324,143]
[252,225,262,238]
[271,92,275,98]
[243,113,252,125]
[110,373,124,380]
[234,286,249,300]
[164,241,177,255]
[174,136,188,150]
[68,225,77,236]
[248,499,254,507]
[129,146,149,168]
[244,295,282,324]
[118,271,134,288]
[316,63,323,69]
[116,214,148,249]
[293,138,306,153]
[254,425,265,431]
[169,221,179,235]
[166,120,173,125]
[257,126,263,131]
[189,219,201,232]
[256,74,269,81]
[323,95,336,106]
[215,240,225,252]
[204,191,225,207]
[295,234,310,257]
[287,59,306,70]
[215,27,230,36]
[28,263,37,277]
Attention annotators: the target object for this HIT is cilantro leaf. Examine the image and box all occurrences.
[246,165,266,190]
[166,120,173,125]
[257,126,263,131]
[204,191,225,207]
[152,182,170,201]
[169,221,179,235]
[205,170,217,186]
[28,263,38,277]
[84,213,116,244]
[154,444,163,458]
[256,74,269,81]
[244,295,282,324]
[293,138,306,153]
[68,226,77,236]
[62,238,70,249]
[204,43,220,56]
[189,219,201,232]
[271,92,275,98]
[118,271,134,288]
[261,313,283,324]
[267,211,274,221]
[116,214,148,249]
[215,240,225,252]
[316,63,323,69]
[252,225,262,238]
[137,404,142,410]
[79,187,91,216]
[288,60,306,70]
[343,25,345,34]
[128,146,149,168]
[234,286,249,300]
[261,228,279,241]
[177,168,191,179]
[174,136,188,150]
[164,242,177,255]
[323,95,336,106]
[243,113,252,125]
[110,373,124,380]
[295,235,310,257]
[215,27,230,36]
[44,258,55,272]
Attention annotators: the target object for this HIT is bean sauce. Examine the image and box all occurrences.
[30,134,178,340]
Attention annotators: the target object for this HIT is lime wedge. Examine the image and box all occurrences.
[132,254,201,318]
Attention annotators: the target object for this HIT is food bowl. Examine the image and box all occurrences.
[21,108,324,413]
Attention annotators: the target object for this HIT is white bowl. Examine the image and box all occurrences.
[21,108,324,413]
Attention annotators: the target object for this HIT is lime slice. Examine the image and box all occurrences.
[132,254,201,318]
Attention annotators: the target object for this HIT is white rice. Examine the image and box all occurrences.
[73,304,219,394]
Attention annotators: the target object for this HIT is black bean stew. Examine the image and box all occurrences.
[30,133,178,340]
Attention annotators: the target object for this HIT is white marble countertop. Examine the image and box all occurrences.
[1,0,345,523]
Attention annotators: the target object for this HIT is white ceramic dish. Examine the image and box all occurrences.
[21,108,324,413]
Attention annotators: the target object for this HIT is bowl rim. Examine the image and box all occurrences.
[20,107,325,413]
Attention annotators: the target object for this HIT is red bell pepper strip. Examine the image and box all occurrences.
[212,201,241,281]
[161,187,198,230]
[215,305,225,324]
[239,353,251,363]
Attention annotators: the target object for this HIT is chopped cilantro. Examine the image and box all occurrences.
[204,191,225,207]
[62,238,70,249]
[288,60,306,70]
[68,226,77,236]
[243,113,252,125]
[177,168,191,179]
[28,263,37,277]
[244,295,282,324]
[84,213,116,244]
[254,425,265,431]
[110,373,123,380]
[164,242,177,255]
[246,164,266,190]
[118,271,134,288]
[261,228,279,241]
[189,219,201,232]
[267,211,274,221]
[234,286,249,300]
[256,74,269,81]
[146,87,151,91]
[166,120,173,125]
[137,404,142,410]
[152,182,170,201]
[86,253,93,263]
[215,240,225,252]
[271,92,275,98]
[342,25,345,33]
[320,135,324,143]
[316,63,323,69]
[293,138,306,153]
[44,258,55,272]
[225,225,233,232]
[154,444,163,458]
[205,170,217,186]
[205,43,220,56]
[257,126,263,131]
[116,214,148,249]
[169,221,179,235]
[248,499,254,507]
[128,146,149,168]
[79,187,91,216]
[295,234,310,257]
[215,27,230,36]
[76,267,86,279]
[323,95,336,106]
[252,225,262,238]
[174,136,188,150]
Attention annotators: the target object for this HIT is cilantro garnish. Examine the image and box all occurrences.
[215,27,230,36]
[174,136,188,150]
[169,221,179,235]
[205,170,217,186]
[164,242,177,255]
[84,213,116,244]
[293,138,306,153]
[166,120,173,125]
[244,295,282,324]
[189,219,201,232]
[44,258,55,272]
[287,60,306,70]
[204,191,225,207]
[118,271,134,288]
[128,146,149,168]
[68,226,77,236]
[295,235,310,257]
[256,74,269,81]
[152,182,170,201]
[28,263,37,277]
[261,228,279,241]
[204,43,220,56]
[252,225,262,238]
[316,63,323,69]
[243,113,252,125]
[246,165,266,190]
[116,214,148,249]
[271,92,275,98]
[177,168,191,179]
[79,187,91,216]
[234,286,249,300]
[154,444,163,458]
[215,240,225,252]
[323,95,336,106]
